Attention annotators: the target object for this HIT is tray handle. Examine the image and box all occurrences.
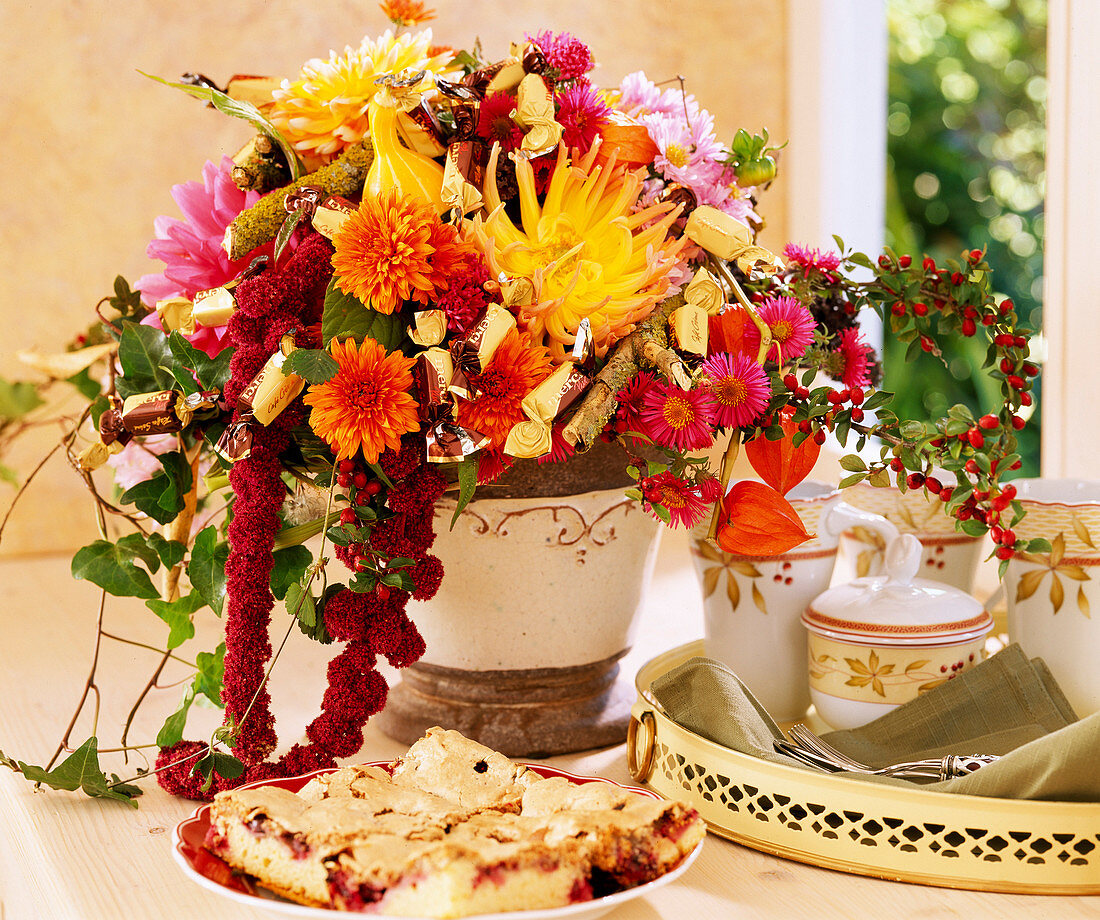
[627,710,657,782]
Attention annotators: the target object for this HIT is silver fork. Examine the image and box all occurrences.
[775,723,1000,781]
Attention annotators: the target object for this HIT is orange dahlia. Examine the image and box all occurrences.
[457,329,552,449]
[379,0,436,27]
[304,337,420,462]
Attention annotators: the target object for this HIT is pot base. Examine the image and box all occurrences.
[377,653,634,757]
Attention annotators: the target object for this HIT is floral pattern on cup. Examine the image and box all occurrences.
[694,541,772,614]
[1014,531,1092,618]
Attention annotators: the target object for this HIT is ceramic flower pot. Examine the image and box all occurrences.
[1005,479,1100,717]
[689,481,897,722]
[378,482,661,757]
[836,480,984,593]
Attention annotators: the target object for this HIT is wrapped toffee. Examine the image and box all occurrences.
[503,418,553,459]
[214,415,255,463]
[512,73,562,158]
[408,310,447,348]
[237,335,305,425]
[448,304,516,399]
[684,206,783,275]
[669,304,709,357]
[683,267,725,315]
[441,145,484,216]
[192,286,237,327]
[156,296,195,335]
[310,195,358,240]
[415,350,490,463]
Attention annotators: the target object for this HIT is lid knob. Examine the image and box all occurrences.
[883,533,922,585]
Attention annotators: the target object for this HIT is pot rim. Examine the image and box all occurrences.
[802,606,994,647]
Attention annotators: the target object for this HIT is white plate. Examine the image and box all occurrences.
[172,762,703,919]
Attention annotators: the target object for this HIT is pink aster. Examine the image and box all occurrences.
[527,30,594,83]
[136,157,267,356]
[741,296,816,361]
[642,110,725,194]
[782,243,841,275]
[615,371,658,435]
[476,91,524,151]
[700,352,771,429]
[640,471,709,529]
[836,327,874,389]
[555,82,610,153]
[537,425,576,465]
[639,382,717,452]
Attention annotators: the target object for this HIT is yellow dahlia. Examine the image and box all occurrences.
[304,337,420,462]
[472,142,687,361]
[270,30,451,160]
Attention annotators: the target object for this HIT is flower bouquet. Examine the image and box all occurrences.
[0,3,1041,805]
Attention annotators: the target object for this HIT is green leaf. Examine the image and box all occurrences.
[0,378,44,419]
[213,752,244,781]
[140,71,304,180]
[282,348,339,385]
[146,590,205,649]
[156,687,196,747]
[286,582,318,630]
[270,546,314,601]
[6,738,142,806]
[115,532,162,574]
[188,526,229,616]
[862,389,893,411]
[653,503,672,524]
[450,458,479,529]
[839,454,867,472]
[115,322,177,399]
[838,472,868,489]
[321,279,406,350]
[867,468,891,488]
[1027,537,1052,554]
[167,332,233,393]
[110,275,145,317]
[193,643,226,705]
[120,451,193,524]
[146,533,187,569]
[960,519,987,537]
[71,539,159,599]
[272,207,306,264]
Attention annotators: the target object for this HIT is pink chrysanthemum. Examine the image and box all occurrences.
[782,243,841,274]
[137,157,266,356]
[528,30,594,83]
[639,382,717,451]
[616,72,701,119]
[700,352,771,429]
[615,371,657,435]
[640,471,709,529]
[836,327,874,388]
[555,82,610,153]
[476,91,525,151]
[743,296,816,360]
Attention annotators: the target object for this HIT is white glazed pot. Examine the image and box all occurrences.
[379,487,661,755]
[1005,478,1100,717]
[690,481,898,722]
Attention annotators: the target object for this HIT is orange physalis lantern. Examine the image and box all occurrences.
[593,111,659,168]
[744,407,821,496]
[715,480,812,556]
[707,306,755,359]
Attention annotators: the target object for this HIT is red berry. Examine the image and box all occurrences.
[796,387,810,399]
[913,302,929,317]
[999,358,1014,373]
[362,480,383,497]
[891,302,906,316]
[1011,415,1025,431]
[978,414,998,430]
[849,387,865,405]
[957,507,973,521]
[813,430,827,445]
[1014,335,1026,348]
[967,429,985,449]
[974,490,990,502]
[783,373,798,390]
[878,254,891,268]
[340,508,357,525]
[965,459,979,474]
[899,255,912,268]
[338,459,357,473]
[827,389,844,404]
[923,257,936,271]
[994,334,1014,346]
[981,314,996,326]
[990,525,1003,543]
[906,472,925,489]
[850,407,865,422]
[355,557,370,572]
[951,271,965,285]
[1009,460,1022,470]
[798,419,812,434]
[987,509,1001,525]
[995,546,1014,561]
[355,492,372,506]
[961,318,976,337]
[925,477,943,496]
[1001,528,1016,546]
[376,585,390,600]
[969,249,983,263]
[336,472,352,488]
[1001,484,1017,501]
[1023,362,1039,377]
[1020,392,1033,407]
[352,471,369,490]
[890,457,905,473]
[920,335,935,353]
[1007,374,1026,390]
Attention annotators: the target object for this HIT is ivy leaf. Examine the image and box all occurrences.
[156,687,196,747]
[146,590,205,649]
[167,331,233,393]
[282,348,339,385]
[270,546,314,601]
[139,71,304,180]
[193,643,226,705]
[6,738,142,806]
[0,378,44,419]
[115,322,177,399]
[120,451,193,524]
[71,539,159,599]
[321,279,405,350]
[110,275,145,317]
[115,532,162,574]
[188,526,229,615]
[145,532,187,569]
[451,458,478,530]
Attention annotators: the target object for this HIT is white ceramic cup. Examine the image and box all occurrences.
[690,482,898,721]
[1004,478,1100,717]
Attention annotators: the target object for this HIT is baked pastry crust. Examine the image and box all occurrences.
[206,727,704,916]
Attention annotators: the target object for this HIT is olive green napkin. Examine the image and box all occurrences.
[649,644,1098,802]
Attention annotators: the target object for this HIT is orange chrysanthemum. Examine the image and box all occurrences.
[304,337,420,462]
[380,0,436,27]
[457,329,552,449]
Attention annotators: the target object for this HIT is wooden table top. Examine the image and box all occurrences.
[1,532,1097,919]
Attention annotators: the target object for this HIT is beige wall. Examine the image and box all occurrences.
[0,0,788,556]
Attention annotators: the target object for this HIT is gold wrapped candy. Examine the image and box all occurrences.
[669,304,709,357]
[684,206,783,275]
[683,267,725,315]
[448,304,517,399]
[512,73,562,158]
[408,310,448,348]
[192,286,237,327]
[156,296,195,335]
[310,195,358,240]
[503,418,553,459]
[238,335,304,426]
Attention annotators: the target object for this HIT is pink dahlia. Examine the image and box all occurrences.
[555,82,610,153]
[700,352,771,429]
[639,382,717,452]
[476,92,524,151]
[743,296,817,361]
[527,30,594,83]
[640,471,709,529]
[137,157,266,355]
[835,327,874,389]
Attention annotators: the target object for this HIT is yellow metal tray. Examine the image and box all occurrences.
[628,641,1100,895]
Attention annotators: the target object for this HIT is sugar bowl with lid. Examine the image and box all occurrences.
[803,533,994,730]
